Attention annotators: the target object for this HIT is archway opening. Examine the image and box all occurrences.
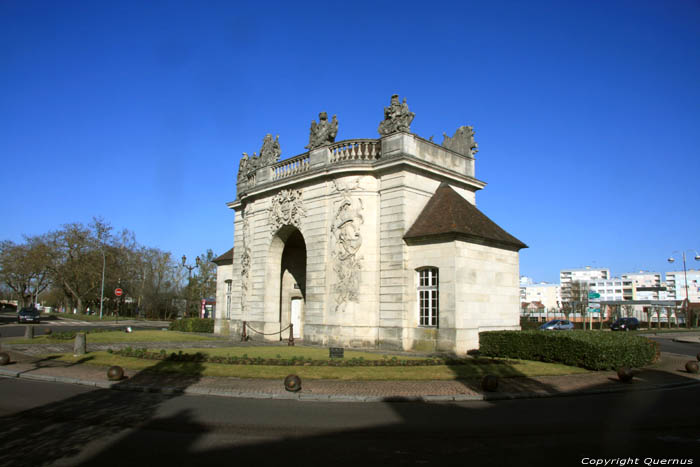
[267,226,306,339]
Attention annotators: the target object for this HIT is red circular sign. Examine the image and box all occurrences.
[114,288,123,297]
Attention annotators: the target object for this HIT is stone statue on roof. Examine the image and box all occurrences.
[259,134,281,165]
[442,126,479,157]
[305,112,338,150]
[378,94,415,136]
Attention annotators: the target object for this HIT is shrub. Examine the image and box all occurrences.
[169,318,214,333]
[51,328,116,340]
[479,330,659,370]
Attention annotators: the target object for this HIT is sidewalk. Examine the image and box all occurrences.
[0,346,698,402]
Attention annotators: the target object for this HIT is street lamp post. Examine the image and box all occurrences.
[99,248,105,320]
[667,250,700,328]
[181,255,200,317]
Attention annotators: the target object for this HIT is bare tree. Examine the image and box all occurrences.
[0,238,52,307]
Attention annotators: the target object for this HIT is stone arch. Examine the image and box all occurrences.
[264,225,307,339]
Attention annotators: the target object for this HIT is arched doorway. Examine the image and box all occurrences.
[265,226,306,340]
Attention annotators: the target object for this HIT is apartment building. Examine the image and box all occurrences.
[560,267,610,302]
[665,269,700,302]
[520,282,561,311]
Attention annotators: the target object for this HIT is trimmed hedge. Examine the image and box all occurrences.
[169,318,214,333]
[479,330,659,370]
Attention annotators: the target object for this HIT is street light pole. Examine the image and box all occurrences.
[668,250,700,328]
[99,248,105,320]
[181,255,200,317]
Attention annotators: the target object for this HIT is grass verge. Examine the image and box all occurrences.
[5,330,220,345]
[47,349,588,380]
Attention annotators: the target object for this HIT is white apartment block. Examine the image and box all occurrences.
[665,269,700,302]
[588,278,626,302]
[560,267,610,301]
[520,283,561,311]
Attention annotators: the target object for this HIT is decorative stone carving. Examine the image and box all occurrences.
[259,133,281,166]
[378,94,415,136]
[305,112,338,150]
[240,205,253,314]
[442,126,479,157]
[269,189,305,233]
[331,179,363,312]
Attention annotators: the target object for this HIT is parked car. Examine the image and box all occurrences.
[610,317,639,331]
[17,307,41,324]
[539,319,574,330]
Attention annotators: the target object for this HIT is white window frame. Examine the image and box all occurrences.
[417,267,439,327]
[225,279,233,319]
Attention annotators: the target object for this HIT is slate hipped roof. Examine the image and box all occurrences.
[211,247,234,265]
[404,183,527,251]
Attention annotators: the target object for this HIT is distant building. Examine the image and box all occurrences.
[212,248,234,321]
[560,267,610,302]
[520,282,561,311]
[665,269,700,302]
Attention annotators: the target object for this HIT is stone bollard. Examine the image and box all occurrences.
[284,374,302,392]
[0,352,10,365]
[686,361,699,374]
[617,367,634,383]
[107,366,124,381]
[481,374,499,392]
[24,326,34,339]
[73,332,87,356]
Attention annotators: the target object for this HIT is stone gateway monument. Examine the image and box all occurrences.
[216,95,526,354]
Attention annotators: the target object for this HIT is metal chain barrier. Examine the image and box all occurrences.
[241,321,295,346]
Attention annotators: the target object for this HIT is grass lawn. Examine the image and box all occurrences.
[45,312,146,322]
[47,347,589,380]
[6,330,220,345]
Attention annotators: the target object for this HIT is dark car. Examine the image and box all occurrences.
[17,307,41,324]
[610,317,639,331]
[539,319,574,330]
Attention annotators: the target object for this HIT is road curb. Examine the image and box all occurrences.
[3,367,697,402]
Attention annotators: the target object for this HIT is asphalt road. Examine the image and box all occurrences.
[647,336,700,357]
[0,312,168,338]
[0,377,697,467]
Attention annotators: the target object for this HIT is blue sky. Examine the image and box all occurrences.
[1,0,699,283]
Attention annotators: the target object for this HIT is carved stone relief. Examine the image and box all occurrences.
[240,205,253,314]
[378,94,415,136]
[442,126,479,157]
[330,179,364,312]
[268,189,305,233]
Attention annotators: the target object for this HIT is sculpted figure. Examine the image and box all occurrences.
[442,126,479,157]
[378,94,415,136]
[305,112,338,150]
[259,134,281,165]
[237,152,249,181]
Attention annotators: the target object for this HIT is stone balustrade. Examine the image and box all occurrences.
[270,153,310,181]
[329,139,381,162]
[237,133,478,196]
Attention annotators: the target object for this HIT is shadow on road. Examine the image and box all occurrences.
[0,355,698,466]
[0,359,206,467]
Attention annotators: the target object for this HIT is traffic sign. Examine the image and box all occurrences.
[588,292,601,299]
[114,288,123,297]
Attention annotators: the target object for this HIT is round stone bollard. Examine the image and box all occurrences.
[617,367,634,383]
[0,352,10,366]
[284,374,302,392]
[685,361,699,374]
[73,332,87,356]
[24,325,34,339]
[107,365,124,381]
[481,374,499,392]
